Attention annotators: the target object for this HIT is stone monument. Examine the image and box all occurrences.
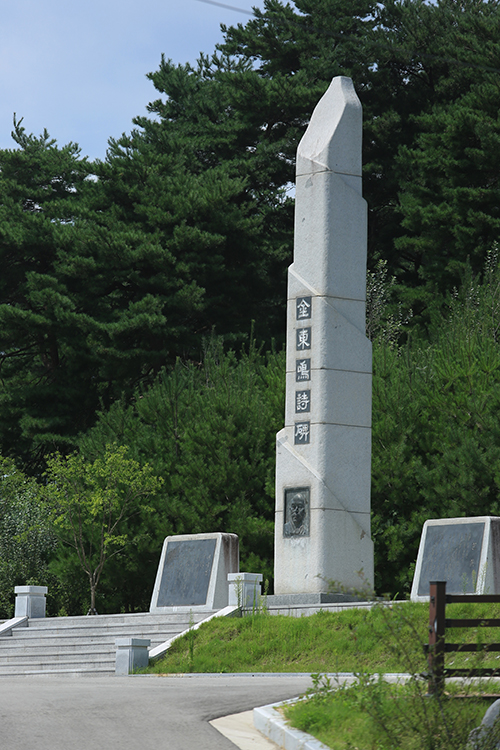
[411,516,500,601]
[274,76,374,597]
[150,532,239,613]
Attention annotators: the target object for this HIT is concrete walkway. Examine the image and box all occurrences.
[0,673,314,750]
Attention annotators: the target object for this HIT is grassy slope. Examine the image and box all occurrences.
[146,600,500,675]
[146,601,500,749]
[284,679,493,750]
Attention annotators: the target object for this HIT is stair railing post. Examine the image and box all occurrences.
[428,580,446,695]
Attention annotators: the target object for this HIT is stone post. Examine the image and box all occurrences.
[14,586,48,618]
[227,573,263,609]
[274,77,374,596]
[115,638,151,675]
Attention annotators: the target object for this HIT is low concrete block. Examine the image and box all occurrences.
[115,638,151,675]
[227,573,263,610]
[14,586,48,618]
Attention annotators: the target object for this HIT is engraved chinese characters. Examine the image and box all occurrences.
[274,77,374,597]
[296,359,310,382]
[295,296,312,445]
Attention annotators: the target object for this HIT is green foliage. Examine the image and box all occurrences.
[0,120,195,469]
[372,253,500,595]
[395,1,500,311]
[43,444,162,614]
[79,340,283,600]
[0,456,56,618]
[284,597,500,750]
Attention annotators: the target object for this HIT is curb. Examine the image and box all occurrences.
[253,699,330,750]
[252,673,412,750]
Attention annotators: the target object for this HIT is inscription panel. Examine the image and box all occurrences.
[417,523,485,596]
[296,296,312,320]
[295,390,311,413]
[296,359,311,382]
[294,421,310,444]
[296,328,311,351]
[157,538,216,607]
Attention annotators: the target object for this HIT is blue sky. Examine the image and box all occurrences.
[1,0,265,161]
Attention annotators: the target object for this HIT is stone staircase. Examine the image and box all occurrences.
[0,610,217,676]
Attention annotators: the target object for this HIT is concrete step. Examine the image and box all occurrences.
[2,622,193,639]
[0,639,174,656]
[0,662,115,675]
[0,630,191,647]
[0,609,220,676]
[0,650,115,665]
[20,611,210,628]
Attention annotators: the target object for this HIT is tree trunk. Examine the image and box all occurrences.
[87,578,98,615]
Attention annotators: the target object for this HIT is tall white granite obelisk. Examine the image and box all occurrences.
[274,76,374,596]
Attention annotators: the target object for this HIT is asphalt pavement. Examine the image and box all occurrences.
[0,673,315,750]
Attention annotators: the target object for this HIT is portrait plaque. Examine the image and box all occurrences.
[284,487,310,537]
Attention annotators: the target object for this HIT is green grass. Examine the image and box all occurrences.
[146,603,425,674]
[284,677,493,750]
[145,601,500,749]
[145,600,500,675]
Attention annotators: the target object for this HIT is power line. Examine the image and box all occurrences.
[194,0,254,15]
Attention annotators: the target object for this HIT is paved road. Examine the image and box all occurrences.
[0,673,314,750]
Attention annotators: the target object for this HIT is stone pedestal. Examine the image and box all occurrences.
[274,77,374,596]
[14,586,48,618]
[115,638,150,675]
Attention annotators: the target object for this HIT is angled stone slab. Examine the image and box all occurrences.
[0,617,28,637]
[411,516,500,601]
[276,427,372,520]
[149,532,239,613]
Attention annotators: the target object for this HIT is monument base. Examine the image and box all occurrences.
[267,592,368,606]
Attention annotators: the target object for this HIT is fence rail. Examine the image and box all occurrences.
[426,581,500,693]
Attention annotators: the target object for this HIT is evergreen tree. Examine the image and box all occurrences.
[76,340,284,608]
[372,253,500,594]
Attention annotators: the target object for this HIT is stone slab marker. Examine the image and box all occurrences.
[274,76,374,596]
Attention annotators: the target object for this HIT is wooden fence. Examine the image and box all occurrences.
[427,580,500,693]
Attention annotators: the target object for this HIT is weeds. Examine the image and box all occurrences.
[284,599,500,749]
[286,676,491,750]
